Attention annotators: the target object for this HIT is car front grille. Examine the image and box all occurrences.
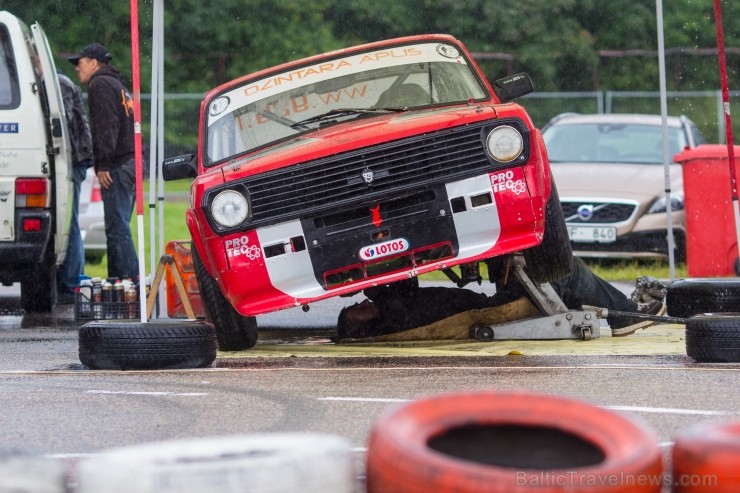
[561,201,637,224]
[237,120,522,227]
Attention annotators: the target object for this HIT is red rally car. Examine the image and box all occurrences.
[163,34,572,350]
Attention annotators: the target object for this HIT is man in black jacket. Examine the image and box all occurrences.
[68,43,138,281]
[337,256,666,340]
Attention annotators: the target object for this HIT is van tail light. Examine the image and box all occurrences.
[91,175,103,202]
[16,178,49,208]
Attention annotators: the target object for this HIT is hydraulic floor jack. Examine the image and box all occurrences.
[445,256,601,342]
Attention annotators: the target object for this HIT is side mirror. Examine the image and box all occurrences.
[493,73,534,103]
[162,154,197,181]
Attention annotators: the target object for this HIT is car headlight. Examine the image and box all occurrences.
[648,191,684,214]
[485,125,523,162]
[211,189,250,227]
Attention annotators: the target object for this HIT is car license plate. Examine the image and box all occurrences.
[567,225,617,243]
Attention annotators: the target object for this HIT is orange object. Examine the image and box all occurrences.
[165,240,205,318]
[672,420,740,493]
[366,391,663,493]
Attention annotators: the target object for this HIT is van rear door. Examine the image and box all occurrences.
[31,21,72,262]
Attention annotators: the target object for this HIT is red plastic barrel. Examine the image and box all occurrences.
[165,240,206,318]
[674,144,740,277]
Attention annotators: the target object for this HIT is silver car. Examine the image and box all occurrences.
[542,113,707,261]
[79,167,106,263]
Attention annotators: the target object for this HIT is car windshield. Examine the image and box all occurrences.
[544,122,688,164]
[204,41,488,165]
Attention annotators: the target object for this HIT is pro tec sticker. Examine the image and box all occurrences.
[490,167,528,200]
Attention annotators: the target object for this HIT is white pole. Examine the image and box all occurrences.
[156,0,167,317]
[656,0,676,281]
[147,0,160,317]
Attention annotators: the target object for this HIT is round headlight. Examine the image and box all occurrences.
[486,125,524,162]
[211,189,249,228]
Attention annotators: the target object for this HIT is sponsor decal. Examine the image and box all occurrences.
[0,123,19,133]
[225,235,261,260]
[359,238,410,261]
[370,204,382,227]
[436,44,461,59]
[209,96,230,116]
[490,169,527,196]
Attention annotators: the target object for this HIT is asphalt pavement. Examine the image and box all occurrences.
[1,281,738,493]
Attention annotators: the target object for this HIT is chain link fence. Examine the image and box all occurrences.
[140,90,740,161]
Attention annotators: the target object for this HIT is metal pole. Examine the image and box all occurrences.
[713,0,740,276]
[156,0,167,316]
[129,0,147,322]
[656,0,676,280]
[147,0,160,317]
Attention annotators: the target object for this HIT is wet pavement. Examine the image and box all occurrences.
[1,282,739,493]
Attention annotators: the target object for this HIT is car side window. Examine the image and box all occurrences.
[0,25,21,110]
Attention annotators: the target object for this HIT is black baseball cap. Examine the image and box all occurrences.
[67,43,112,65]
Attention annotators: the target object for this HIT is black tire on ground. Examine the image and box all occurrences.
[191,246,258,351]
[523,179,573,283]
[79,320,217,370]
[21,243,57,313]
[685,313,740,363]
[666,279,740,318]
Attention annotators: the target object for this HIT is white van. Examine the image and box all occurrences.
[0,10,71,312]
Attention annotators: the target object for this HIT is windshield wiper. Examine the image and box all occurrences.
[289,107,407,129]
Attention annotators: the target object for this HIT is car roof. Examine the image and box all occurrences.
[547,113,684,128]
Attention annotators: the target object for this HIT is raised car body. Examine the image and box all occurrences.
[167,35,563,345]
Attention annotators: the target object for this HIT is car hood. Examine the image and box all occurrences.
[218,105,501,179]
[551,162,684,202]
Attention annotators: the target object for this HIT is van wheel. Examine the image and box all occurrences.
[78,320,217,370]
[192,246,258,351]
[685,313,740,362]
[666,279,740,318]
[21,244,56,313]
[523,180,573,283]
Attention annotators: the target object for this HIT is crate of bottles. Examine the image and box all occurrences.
[75,291,140,321]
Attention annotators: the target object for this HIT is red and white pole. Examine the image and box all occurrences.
[713,0,740,274]
[129,0,147,321]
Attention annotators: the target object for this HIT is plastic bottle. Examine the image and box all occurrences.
[126,285,138,319]
[79,278,93,317]
[102,281,113,319]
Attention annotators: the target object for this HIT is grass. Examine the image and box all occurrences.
[84,180,192,279]
[85,179,686,283]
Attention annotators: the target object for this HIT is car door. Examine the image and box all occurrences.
[31,21,72,263]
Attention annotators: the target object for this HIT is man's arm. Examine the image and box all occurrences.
[88,77,121,173]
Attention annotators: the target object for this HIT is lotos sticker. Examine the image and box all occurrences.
[359,238,410,261]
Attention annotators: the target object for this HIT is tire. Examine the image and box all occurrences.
[366,391,663,493]
[75,433,355,493]
[667,279,740,318]
[0,450,66,493]
[523,180,573,283]
[685,313,740,362]
[21,244,57,313]
[192,246,258,351]
[672,421,740,493]
[79,320,217,370]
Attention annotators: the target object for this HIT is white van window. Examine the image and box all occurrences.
[0,24,20,109]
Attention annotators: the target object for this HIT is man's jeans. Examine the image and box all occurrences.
[102,158,139,280]
[57,161,91,299]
